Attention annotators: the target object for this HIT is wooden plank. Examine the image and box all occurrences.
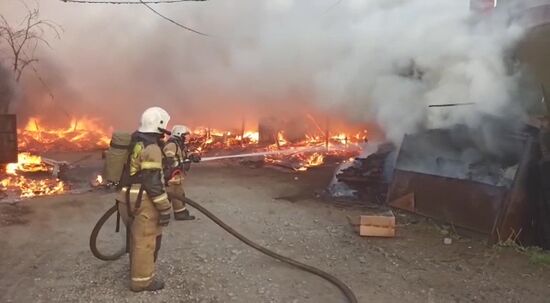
[360,214,395,227]
[348,211,396,237]
[359,225,395,237]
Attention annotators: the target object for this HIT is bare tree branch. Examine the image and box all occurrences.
[16,58,39,81]
[0,1,62,113]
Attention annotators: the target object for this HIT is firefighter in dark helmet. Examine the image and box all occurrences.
[116,106,172,292]
[163,124,200,220]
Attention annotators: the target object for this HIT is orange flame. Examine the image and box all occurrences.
[184,124,366,171]
[90,174,104,187]
[277,131,288,146]
[236,131,260,144]
[0,176,65,198]
[6,152,48,175]
[18,116,111,152]
[2,152,65,198]
[265,152,325,172]
[331,133,349,145]
[295,152,325,171]
[305,152,324,167]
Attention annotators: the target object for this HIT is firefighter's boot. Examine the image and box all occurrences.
[174,209,195,221]
[130,278,165,292]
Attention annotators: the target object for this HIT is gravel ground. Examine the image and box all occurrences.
[1,156,550,303]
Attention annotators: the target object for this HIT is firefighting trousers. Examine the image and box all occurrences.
[166,183,187,214]
[117,189,162,290]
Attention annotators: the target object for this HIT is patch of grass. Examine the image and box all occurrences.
[495,241,550,267]
[494,231,550,267]
[526,247,550,267]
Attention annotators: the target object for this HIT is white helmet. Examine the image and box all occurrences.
[171,125,191,137]
[138,107,171,133]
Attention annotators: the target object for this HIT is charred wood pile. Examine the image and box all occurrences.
[334,143,395,203]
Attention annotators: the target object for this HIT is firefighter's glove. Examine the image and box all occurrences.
[159,209,171,227]
[189,153,201,163]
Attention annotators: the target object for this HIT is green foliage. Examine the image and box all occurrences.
[525,247,550,267]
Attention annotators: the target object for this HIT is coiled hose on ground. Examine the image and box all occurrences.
[90,195,358,303]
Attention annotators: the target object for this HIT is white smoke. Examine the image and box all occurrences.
[0,0,526,139]
[312,0,525,142]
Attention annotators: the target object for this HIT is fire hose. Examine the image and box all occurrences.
[90,194,358,303]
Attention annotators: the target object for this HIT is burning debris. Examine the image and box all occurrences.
[5,152,47,174]
[265,152,325,171]
[0,115,109,200]
[1,152,66,199]
[18,116,111,153]
[189,123,368,172]
[328,143,395,203]
[2,112,369,201]
[191,127,260,148]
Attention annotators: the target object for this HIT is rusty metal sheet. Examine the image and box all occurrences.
[0,115,17,164]
[387,125,537,243]
[492,136,538,244]
[388,169,507,234]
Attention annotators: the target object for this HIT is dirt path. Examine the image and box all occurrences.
[1,161,550,303]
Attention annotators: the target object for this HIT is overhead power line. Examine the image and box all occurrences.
[60,0,205,4]
[138,0,209,36]
[59,0,209,36]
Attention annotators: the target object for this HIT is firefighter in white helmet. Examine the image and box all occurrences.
[163,124,200,220]
[116,106,172,292]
